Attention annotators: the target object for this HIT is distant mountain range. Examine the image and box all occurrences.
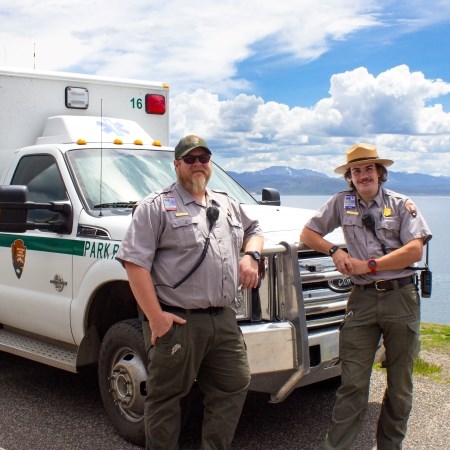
[228,166,450,196]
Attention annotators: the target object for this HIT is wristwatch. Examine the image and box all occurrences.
[245,251,261,261]
[329,245,340,256]
[368,259,377,275]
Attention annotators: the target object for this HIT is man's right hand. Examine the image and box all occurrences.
[149,312,186,346]
[333,250,354,275]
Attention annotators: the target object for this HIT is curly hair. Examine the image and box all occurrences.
[343,163,388,190]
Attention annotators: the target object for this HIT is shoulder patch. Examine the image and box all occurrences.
[405,200,417,217]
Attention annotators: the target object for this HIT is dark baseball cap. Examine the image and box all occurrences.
[174,135,212,160]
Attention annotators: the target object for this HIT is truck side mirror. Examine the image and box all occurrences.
[0,185,73,234]
[259,187,281,206]
[0,185,29,232]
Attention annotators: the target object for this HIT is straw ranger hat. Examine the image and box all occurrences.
[334,143,394,174]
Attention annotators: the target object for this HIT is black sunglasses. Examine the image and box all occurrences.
[180,154,211,164]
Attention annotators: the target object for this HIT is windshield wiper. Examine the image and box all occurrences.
[94,201,138,209]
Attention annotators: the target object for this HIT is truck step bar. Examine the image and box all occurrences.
[0,328,77,373]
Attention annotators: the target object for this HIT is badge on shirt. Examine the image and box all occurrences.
[344,194,358,214]
[163,197,177,211]
[383,207,392,217]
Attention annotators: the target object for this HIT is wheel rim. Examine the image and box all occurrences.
[109,346,147,422]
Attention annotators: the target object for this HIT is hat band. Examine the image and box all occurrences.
[348,156,379,164]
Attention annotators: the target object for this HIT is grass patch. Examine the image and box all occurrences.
[420,323,450,356]
[374,356,443,379]
[413,356,441,377]
[373,323,450,380]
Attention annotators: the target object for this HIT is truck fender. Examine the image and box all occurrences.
[70,257,129,344]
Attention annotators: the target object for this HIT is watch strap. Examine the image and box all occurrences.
[329,245,340,256]
[368,258,377,275]
[245,251,260,261]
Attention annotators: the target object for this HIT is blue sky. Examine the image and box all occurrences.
[1,0,450,177]
[246,19,450,109]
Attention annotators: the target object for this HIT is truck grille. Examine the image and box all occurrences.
[298,250,350,331]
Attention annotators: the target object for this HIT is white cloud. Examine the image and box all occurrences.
[328,65,450,135]
[1,1,450,175]
[170,65,450,176]
[0,0,380,92]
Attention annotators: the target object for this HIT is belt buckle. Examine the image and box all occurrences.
[375,280,386,291]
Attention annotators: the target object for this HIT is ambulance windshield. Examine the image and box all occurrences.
[67,148,257,212]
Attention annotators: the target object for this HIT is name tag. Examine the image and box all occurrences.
[344,194,356,209]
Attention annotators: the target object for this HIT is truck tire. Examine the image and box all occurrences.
[98,319,147,446]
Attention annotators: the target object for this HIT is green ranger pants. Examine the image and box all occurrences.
[325,282,421,450]
[142,307,250,450]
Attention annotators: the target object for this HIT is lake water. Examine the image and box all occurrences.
[282,195,449,326]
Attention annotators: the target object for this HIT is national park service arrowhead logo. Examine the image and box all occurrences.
[11,239,27,279]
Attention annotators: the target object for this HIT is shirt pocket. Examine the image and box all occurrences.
[379,216,401,242]
[227,216,244,250]
[341,214,364,246]
[168,215,201,248]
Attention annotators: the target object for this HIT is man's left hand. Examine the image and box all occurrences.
[239,256,260,289]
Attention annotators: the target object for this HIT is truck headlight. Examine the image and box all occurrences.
[232,288,251,320]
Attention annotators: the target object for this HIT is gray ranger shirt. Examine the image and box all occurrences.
[304,188,432,284]
[116,181,263,309]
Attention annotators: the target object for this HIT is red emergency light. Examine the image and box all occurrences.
[145,94,166,115]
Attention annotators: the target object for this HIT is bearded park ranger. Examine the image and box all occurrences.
[300,143,431,450]
[116,134,264,450]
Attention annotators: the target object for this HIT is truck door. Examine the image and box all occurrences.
[0,154,74,343]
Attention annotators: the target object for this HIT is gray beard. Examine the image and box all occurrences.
[191,177,207,193]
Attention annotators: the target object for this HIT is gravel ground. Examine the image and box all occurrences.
[357,369,450,450]
[0,351,449,450]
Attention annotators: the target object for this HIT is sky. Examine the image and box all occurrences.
[1,0,450,177]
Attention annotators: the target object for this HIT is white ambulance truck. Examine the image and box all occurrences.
[0,67,350,446]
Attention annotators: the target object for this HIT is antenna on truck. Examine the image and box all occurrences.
[99,99,104,216]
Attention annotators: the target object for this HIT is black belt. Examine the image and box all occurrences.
[355,276,415,292]
[160,304,224,315]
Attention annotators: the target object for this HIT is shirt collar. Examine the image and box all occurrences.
[175,182,220,208]
[357,188,383,209]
